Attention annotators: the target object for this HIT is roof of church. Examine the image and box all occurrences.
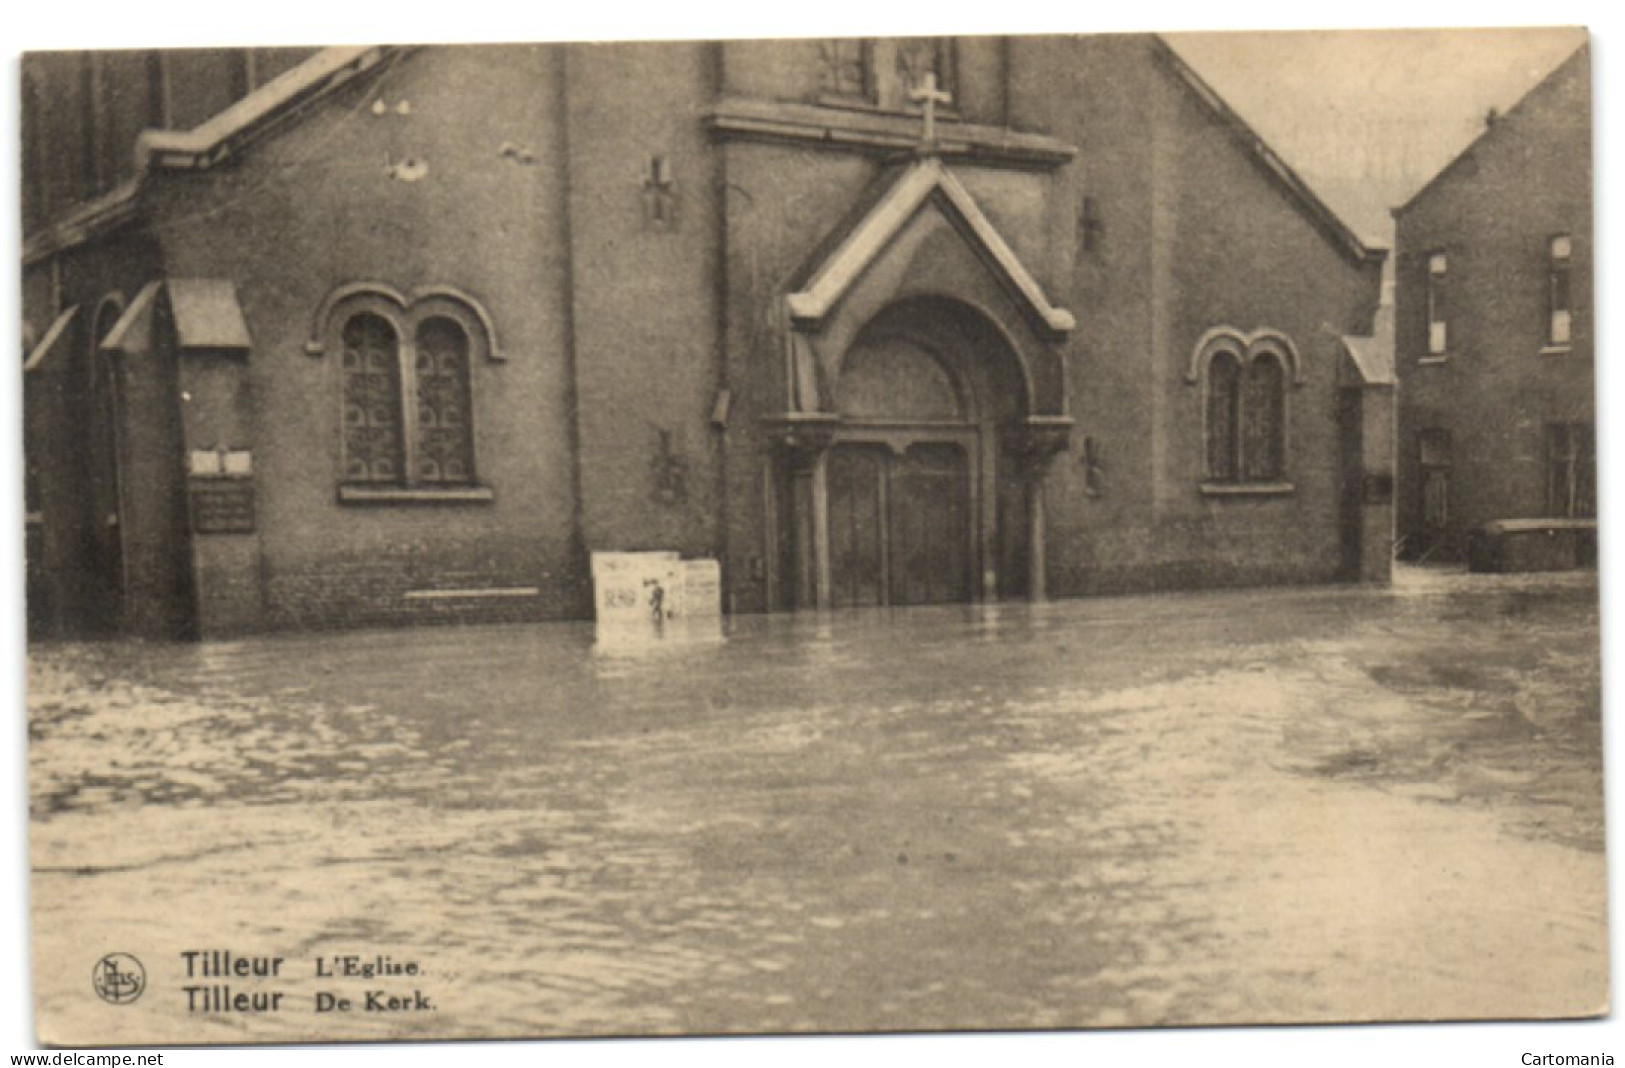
[136,47,390,170]
[30,38,1385,274]
[24,46,395,265]
[1393,41,1589,218]
[1151,36,1385,267]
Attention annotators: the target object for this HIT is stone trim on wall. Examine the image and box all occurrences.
[706,95,1076,170]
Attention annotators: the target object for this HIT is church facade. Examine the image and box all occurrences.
[22,36,1393,639]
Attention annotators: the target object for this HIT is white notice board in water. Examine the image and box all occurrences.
[591,551,681,630]
[681,559,722,619]
[591,551,721,645]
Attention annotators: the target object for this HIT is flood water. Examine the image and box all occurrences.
[28,567,1606,1044]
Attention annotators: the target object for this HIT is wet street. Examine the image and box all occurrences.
[28,566,1606,1045]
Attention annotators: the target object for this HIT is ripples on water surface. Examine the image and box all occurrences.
[29,568,1606,1043]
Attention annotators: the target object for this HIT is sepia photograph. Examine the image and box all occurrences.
[7,4,1613,1060]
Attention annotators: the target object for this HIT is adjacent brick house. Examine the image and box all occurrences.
[1393,44,1593,560]
[22,36,1392,638]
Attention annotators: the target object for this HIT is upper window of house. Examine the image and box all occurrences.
[1425,251,1448,358]
[1547,234,1573,348]
[1418,427,1453,469]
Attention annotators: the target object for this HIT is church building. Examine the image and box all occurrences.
[22,36,1393,638]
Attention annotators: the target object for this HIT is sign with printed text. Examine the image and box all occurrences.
[189,479,257,534]
[591,551,723,646]
[591,551,682,637]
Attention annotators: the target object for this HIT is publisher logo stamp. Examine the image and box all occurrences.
[93,953,146,1005]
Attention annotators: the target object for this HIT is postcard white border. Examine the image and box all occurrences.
[4,2,1619,1066]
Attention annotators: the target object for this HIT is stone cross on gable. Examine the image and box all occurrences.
[909,71,952,150]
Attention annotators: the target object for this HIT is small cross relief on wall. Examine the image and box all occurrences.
[1082,436,1105,497]
[650,427,689,505]
[642,155,678,232]
[1079,196,1104,254]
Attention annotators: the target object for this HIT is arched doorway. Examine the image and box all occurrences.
[827,328,975,607]
[779,297,1037,610]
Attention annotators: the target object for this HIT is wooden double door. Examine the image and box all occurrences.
[826,439,973,608]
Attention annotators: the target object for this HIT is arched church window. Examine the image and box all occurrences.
[341,312,405,483]
[1196,330,1295,490]
[414,316,475,484]
[817,37,956,112]
[1206,348,1242,482]
[893,39,947,96]
[1242,352,1285,482]
[818,39,868,99]
[325,285,493,500]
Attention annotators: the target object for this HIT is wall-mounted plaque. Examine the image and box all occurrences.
[189,478,257,534]
[1364,471,1395,504]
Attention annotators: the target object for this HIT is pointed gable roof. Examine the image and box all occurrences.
[26,47,395,264]
[785,156,1076,338]
[1152,36,1384,268]
[137,47,390,170]
[1393,41,1589,218]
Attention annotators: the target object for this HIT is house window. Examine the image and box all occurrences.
[1545,422,1595,518]
[1197,332,1294,489]
[327,287,492,500]
[817,37,955,112]
[1418,427,1452,531]
[1425,251,1448,357]
[1547,234,1573,347]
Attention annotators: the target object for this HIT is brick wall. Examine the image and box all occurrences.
[152,46,585,632]
[1394,46,1593,554]
[28,37,1394,635]
[1038,36,1383,597]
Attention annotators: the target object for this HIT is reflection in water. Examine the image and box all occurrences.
[28,568,1605,1044]
[594,616,726,662]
